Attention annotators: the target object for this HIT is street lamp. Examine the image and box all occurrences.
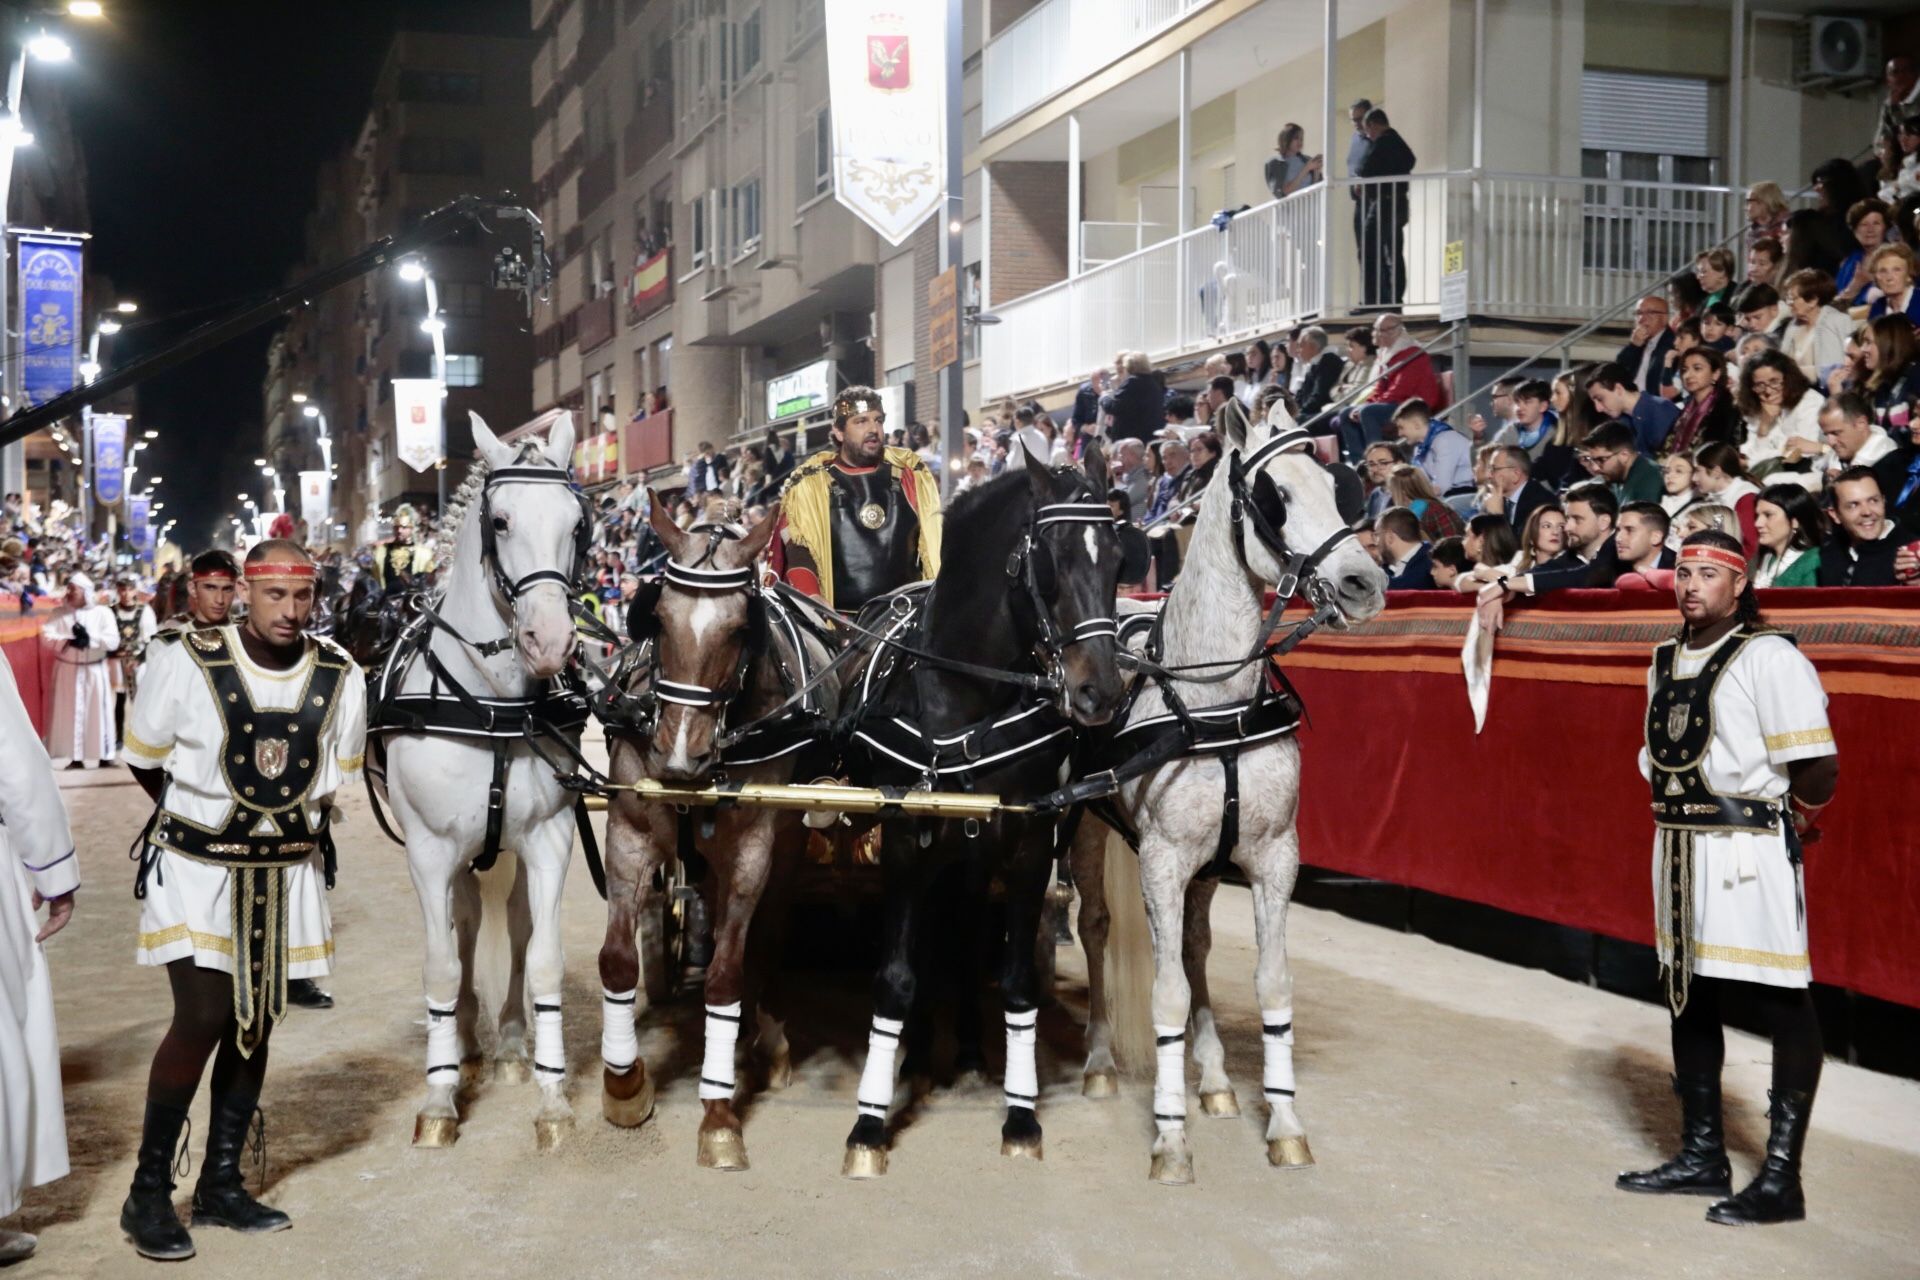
[68,2,106,18]
[302,402,334,532]
[396,256,448,514]
[25,34,69,63]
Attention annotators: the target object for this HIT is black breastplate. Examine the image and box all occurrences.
[829,463,921,613]
[1646,630,1781,834]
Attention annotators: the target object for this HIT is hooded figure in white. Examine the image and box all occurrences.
[40,572,120,767]
[0,651,78,1264]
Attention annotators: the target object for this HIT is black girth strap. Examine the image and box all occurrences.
[477,742,511,874]
[1205,748,1241,881]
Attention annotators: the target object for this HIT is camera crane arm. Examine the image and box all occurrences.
[0,193,549,450]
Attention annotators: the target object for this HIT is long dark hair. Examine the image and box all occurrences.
[1466,513,1519,567]
[1756,482,1828,552]
[1679,529,1764,634]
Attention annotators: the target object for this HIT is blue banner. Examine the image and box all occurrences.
[18,236,83,408]
[127,494,150,553]
[92,413,126,506]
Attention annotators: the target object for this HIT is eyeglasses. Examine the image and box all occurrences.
[1751,376,1785,393]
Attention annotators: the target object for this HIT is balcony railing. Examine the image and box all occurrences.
[980,171,1734,400]
[578,293,617,354]
[577,147,617,215]
[983,0,1215,135]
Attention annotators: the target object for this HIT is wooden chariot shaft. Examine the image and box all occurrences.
[579,779,1029,818]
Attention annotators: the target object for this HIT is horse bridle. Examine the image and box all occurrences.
[1226,426,1358,606]
[1005,492,1123,674]
[477,464,594,608]
[644,526,762,718]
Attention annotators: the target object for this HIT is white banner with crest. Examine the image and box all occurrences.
[393,378,445,474]
[825,0,946,246]
[298,470,329,538]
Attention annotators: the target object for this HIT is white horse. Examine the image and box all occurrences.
[376,410,589,1151]
[1074,405,1388,1184]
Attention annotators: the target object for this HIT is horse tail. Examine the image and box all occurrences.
[1102,831,1156,1077]
[473,849,521,1013]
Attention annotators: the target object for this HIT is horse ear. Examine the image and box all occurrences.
[1022,440,1055,499]
[1265,395,1300,432]
[730,507,778,566]
[469,412,513,469]
[647,489,689,559]
[545,410,577,470]
[1081,439,1110,493]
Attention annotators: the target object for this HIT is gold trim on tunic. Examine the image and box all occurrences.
[137,923,236,956]
[1656,933,1810,971]
[1763,727,1834,751]
[123,725,170,760]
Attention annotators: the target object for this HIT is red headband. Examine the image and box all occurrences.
[1677,544,1748,574]
[242,561,317,581]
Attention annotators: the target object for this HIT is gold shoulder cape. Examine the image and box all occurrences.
[778,446,942,605]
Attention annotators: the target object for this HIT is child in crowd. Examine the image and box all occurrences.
[1698,304,1737,353]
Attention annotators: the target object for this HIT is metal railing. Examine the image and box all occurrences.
[1080,221,1174,269]
[981,170,1742,401]
[982,0,1215,134]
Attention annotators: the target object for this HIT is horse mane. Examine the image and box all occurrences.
[433,438,550,569]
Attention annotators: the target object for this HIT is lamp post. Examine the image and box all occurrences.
[302,402,333,540]
[398,255,448,520]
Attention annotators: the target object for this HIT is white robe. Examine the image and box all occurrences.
[121,628,366,978]
[0,652,77,1217]
[1638,632,1835,988]
[41,602,120,766]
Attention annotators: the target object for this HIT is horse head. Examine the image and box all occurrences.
[469,411,585,681]
[1235,402,1388,626]
[637,499,774,781]
[1020,438,1129,725]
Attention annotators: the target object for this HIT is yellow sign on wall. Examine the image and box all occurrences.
[1443,240,1465,275]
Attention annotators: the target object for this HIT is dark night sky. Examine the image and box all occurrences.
[62,0,523,552]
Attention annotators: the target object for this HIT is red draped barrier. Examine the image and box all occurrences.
[1281,588,1920,1011]
[0,603,52,738]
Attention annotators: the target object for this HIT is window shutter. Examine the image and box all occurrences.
[1580,71,1716,158]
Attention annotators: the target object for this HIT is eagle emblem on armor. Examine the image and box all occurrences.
[1666,701,1690,743]
[255,738,291,780]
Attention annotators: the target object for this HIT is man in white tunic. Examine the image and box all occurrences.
[118,540,365,1261]
[111,573,158,747]
[0,647,78,1266]
[1616,530,1839,1227]
[41,572,121,767]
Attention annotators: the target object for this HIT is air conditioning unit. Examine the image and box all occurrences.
[1796,16,1877,85]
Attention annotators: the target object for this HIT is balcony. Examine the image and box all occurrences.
[621,408,675,476]
[623,90,673,175]
[577,147,617,215]
[981,172,1734,400]
[983,0,1217,135]
[578,292,617,354]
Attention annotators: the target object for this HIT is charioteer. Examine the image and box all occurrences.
[1616,529,1839,1227]
[371,502,435,592]
[117,540,367,1261]
[770,386,943,613]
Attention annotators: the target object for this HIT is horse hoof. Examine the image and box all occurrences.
[495,1057,532,1086]
[697,1127,749,1171]
[1268,1136,1315,1168]
[1082,1070,1119,1099]
[601,1066,655,1128]
[842,1144,889,1179]
[1000,1135,1043,1161]
[412,1114,459,1148]
[1199,1090,1240,1118]
[1149,1150,1195,1185]
[766,1055,793,1092]
[534,1114,575,1153]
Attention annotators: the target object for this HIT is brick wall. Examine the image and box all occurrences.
[988,161,1068,307]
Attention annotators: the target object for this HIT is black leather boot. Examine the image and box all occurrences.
[191,1095,292,1233]
[119,1101,196,1261]
[1707,1089,1812,1226]
[286,978,334,1009]
[1616,1072,1732,1196]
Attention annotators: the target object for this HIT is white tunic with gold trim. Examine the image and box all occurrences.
[120,627,366,978]
[1637,631,1835,988]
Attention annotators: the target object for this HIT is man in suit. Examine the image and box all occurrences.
[1615,295,1675,399]
[1376,506,1434,590]
[1506,483,1619,594]
[1355,107,1416,309]
[1817,468,1909,586]
[1291,326,1347,418]
[1487,446,1555,530]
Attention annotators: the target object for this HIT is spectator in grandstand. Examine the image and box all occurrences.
[1883,114,1920,204]
[1330,326,1377,409]
[1817,468,1908,586]
[1163,392,1198,437]
[1837,199,1893,306]
[1391,398,1474,506]
[1291,327,1347,418]
[1104,351,1165,443]
[1111,438,1151,513]
[1264,123,1323,199]
[1875,56,1919,159]
[684,440,727,496]
[1467,375,1522,444]
[1735,284,1787,338]
[1815,393,1904,492]
[1355,524,1381,566]
[1616,296,1675,400]
[1004,405,1052,471]
[1386,464,1467,541]
[1811,157,1873,239]
[1692,248,1738,310]
[1516,504,1566,571]
[1781,207,1855,283]
[1375,507,1434,589]
[1735,330,1780,367]
[1594,501,1675,589]
[1430,536,1470,589]
[1071,369,1106,431]
[1581,420,1664,504]
[1693,441,1763,559]
[1737,350,1826,476]
[1246,338,1286,404]
[1859,315,1919,434]
[1181,432,1222,505]
[1499,378,1558,457]
[1336,312,1442,460]
[1360,441,1408,522]
[1779,269,1855,381]
[1486,445,1555,530]
[1668,347,1746,457]
[1205,376,1252,446]
[1462,513,1519,571]
[1865,244,1920,324]
[1745,238,1783,291]
[1356,107,1417,308]
[1745,182,1791,250]
[1676,503,1738,543]
[1668,270,1708,330]
[1698,302,1737,353]
[1146,438,1190,523]
[1540,368,1596,492]
[1752,484,1829,588]
[1661,451,1705,532]
[1587,362,1680,455]
[1107,488,1151,591]
[1504,483,1617,594]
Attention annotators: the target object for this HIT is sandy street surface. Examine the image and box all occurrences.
[6,742,1919,1280]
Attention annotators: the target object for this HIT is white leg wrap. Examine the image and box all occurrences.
[1003,1006,1039,1111]
[1153,1024,1187,1134]
[532,998,565,1081]
[698,1002,743,1101]
[425,999,461,1083]
[855,1015,904,1120]
[601,987,639,1073]
[1261,1008,1297,1103]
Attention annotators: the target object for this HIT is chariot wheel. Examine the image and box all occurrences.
[639,860,689,1005]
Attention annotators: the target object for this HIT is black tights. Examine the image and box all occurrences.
[1671,975,1823,1097]
[147,960,271,1109]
